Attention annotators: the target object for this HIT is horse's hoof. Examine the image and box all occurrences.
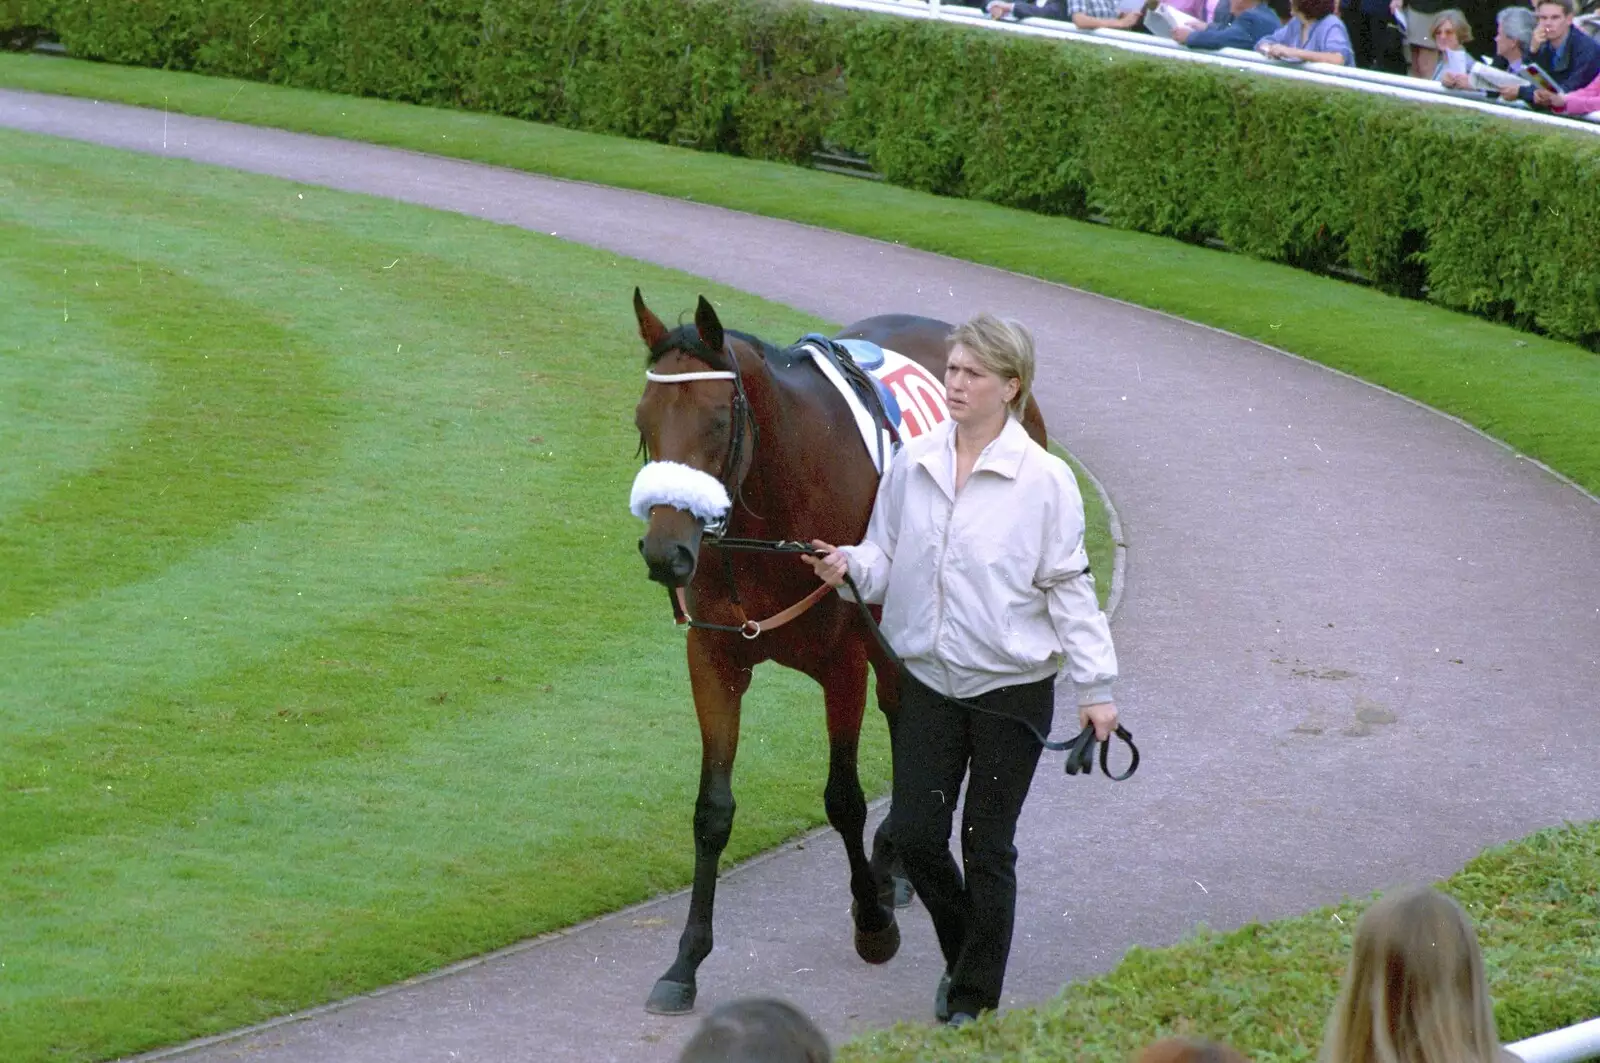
[892,876,915,909]
[644,978,696,1015]
[855,917,901,965]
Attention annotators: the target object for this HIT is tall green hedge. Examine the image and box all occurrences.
[8,0,1599,345]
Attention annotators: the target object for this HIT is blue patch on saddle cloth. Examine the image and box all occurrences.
[835,338,886,370]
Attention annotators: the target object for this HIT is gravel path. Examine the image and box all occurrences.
[3,88,1596,1063]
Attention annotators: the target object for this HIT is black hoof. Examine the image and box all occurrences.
[854,916,901,964]
[892,875,915,909]
[645,978,696,1015]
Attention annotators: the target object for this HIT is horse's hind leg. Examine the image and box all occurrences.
[645,642,751,1016]
[821,657,900,965]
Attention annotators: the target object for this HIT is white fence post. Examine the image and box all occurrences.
[1508,1019,1600,1063]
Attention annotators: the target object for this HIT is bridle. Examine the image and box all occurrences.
[640,334,835,640]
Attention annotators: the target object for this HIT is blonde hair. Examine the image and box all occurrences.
[1430,9,1474,45]
[1320,886,1503,1063]
[948,313,1035,418]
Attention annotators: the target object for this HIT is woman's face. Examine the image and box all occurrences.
[1432,18,1461,49]
[945,344,1019,427]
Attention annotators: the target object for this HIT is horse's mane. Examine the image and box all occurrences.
[645,325,790,371]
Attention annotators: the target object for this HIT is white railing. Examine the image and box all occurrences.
[1509,1018,1600,1063]
[810,0,1600,135]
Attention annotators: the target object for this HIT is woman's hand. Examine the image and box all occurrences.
[802,540,849,588]
[1534,87,1565,108]
[1440,71,1471,89]
[1079,701,1120,742]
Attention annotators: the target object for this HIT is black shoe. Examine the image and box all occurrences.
[934,971,951,1022]
[947,1012,977,1029]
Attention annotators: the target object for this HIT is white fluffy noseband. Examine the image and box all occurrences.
[630,461,731,523]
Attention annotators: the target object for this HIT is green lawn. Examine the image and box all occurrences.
[3,127,1080,1063]
[2,54,1597,499]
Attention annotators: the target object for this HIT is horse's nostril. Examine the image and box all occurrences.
[638,538,647,556]
[672,544,695,578]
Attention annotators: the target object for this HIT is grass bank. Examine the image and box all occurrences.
[2,54,1597,499]
[839,820,1600,1061]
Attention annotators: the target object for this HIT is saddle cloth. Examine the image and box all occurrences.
[797,337,951,475]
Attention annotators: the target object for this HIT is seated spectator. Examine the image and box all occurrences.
[1135,1037,1254,1063]
[1534,65,1600,112]
[1388,0,1449,76]
[1442,4,1535,86]
[1319,885,1517,1063]
[677,997,831,1063]
[1172,0,1283,49]
[1257,0,1356,63]
[1424,10,1476,80]
[1511,0,1600,105]
[987,0,1143,27]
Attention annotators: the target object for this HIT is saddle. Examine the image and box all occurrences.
[797,333,903,473]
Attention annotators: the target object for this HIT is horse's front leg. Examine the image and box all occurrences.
[645,635,750,1016]
[821,656,901,965]
[866,639,914,910]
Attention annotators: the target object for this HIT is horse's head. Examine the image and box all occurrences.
[629,289,753,588]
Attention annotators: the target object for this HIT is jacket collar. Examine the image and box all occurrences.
[918,416,1030,498]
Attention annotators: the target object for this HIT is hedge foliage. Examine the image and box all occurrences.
[7,0,1599,345]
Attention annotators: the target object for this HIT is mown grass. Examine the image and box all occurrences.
[839,820,1600,1062]
[2,54,1597,498]
[2,127,1075,1063]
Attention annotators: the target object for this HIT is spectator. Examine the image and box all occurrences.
[677,997,831,1063]
[1534,65,1600,111]
[804,314,1119,1031]
[1389,0,1451,75]
[1512,0,1600,105]
[988,0,1143,27]
[1173,0,1283,48]
[1424,10,1477,80]
[1319,885,1516,1063]
[1442,6,1535,88]
[1258,0,1357,63]
[1344,0,1405,71]
[1136,1038,1254,1063]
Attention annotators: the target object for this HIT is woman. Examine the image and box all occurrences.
[1425,10,1475,80]
[1258,0,1356,64]
[804,314,1119,1029]
[1320,885,1517,1063]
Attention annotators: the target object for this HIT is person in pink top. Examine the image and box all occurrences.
[1536,68,1600,114]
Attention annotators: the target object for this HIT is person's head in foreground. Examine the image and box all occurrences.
[677,997,832,1063]
[1320,885,1506,1063]
[1135,1036,1254,1063]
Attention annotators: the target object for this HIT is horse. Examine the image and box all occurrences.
[628,290,1049,1016]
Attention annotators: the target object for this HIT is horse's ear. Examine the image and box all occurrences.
[634,287,669,351]
[694,296,724,354]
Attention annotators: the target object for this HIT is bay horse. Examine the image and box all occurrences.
[629,290,1049,1015]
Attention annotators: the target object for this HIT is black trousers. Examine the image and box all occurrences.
[890,670,1053,1016]
[1347,9,1404,72]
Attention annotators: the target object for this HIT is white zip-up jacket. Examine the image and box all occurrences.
[839,416,1117,706]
